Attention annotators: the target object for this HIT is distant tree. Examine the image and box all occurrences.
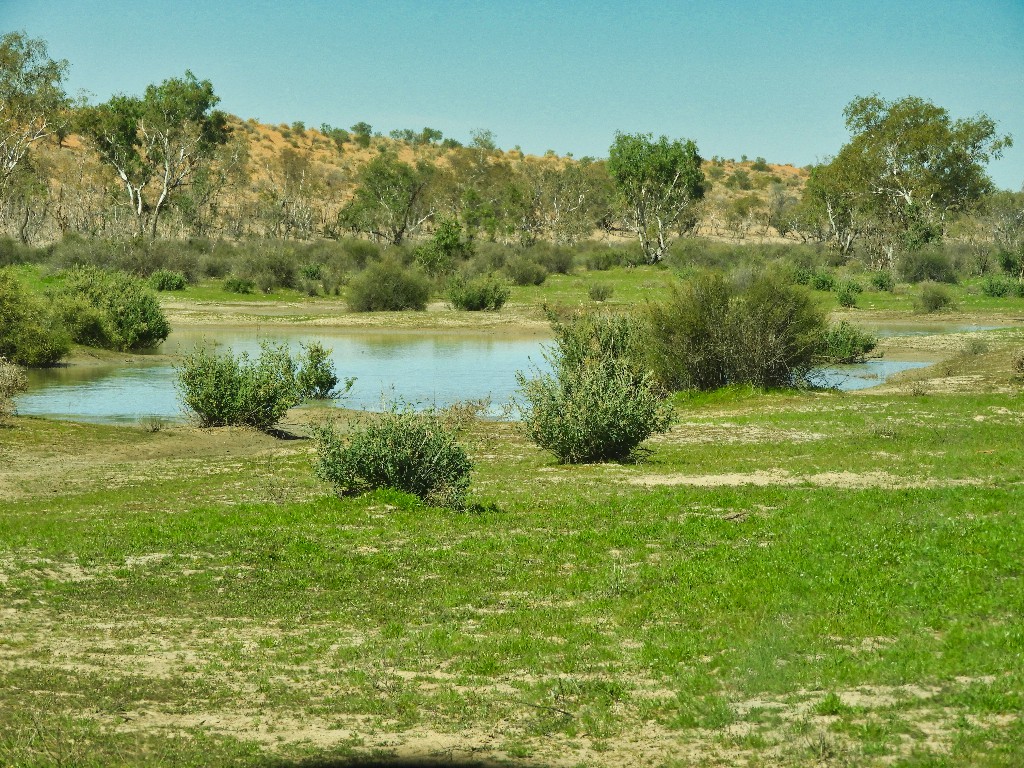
[350,121,372,148]
[419,127,443,145]
[0,32,68,192]
[606,132,705,263]
[338,151,435,244]
[77,71,229,237]
[803,94,1012,265]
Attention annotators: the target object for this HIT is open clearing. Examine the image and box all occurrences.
[3,320,1024,766]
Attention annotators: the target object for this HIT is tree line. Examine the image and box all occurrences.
[1,31,1020,272]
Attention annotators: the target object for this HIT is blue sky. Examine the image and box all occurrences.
[3,0,1023,188]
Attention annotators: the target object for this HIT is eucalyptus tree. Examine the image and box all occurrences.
[337,151,436,244]
[607,132,705,263]
[77,71,229,237]
[803,95,1012,265]
[0,32,68,192]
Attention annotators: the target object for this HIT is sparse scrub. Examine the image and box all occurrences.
[313,404,472,508]
[515,311,673,463]
[295,342,351,400]
[447,275,510,311]
[0,357,28,423]
[346,259,430,311]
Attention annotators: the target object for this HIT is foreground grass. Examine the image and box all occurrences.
[1,387,1023,766]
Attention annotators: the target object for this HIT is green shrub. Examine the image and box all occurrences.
[313,405,472,508]
[347,259,430,311]
[504,255,548,286]
[0,268,70,366]
[54,267,169,351]
[528,243,574,275]
[224,276,255,294]
[515,311,673,464]
[809,270,836,291]
[447,275,510,311]
[0,356,28,423]
[900,249,957,284]
[916,282,955,313]
[177,343,302,431]
[1012,349,1024,378]
[149,269,188,291]
[981,274,1015,298]
[646,273,827,390]
[869,270,896,291]
[817,321,878,363]
[836,280,862,308]
[588,283,614,302]
[296,342,352,400]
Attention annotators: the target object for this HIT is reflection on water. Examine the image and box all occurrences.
[15,325,940,424]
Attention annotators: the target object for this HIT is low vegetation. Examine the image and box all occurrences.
[0,356,27,423]
[313,404,472,507]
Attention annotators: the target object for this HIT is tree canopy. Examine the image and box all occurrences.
[607,132,705,263]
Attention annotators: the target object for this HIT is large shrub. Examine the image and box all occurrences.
[0,268,70,366]
[313,405,472,508]
[646,273,828,390]
[54,267,170,351]
[347,259,430,311]
[504,255,548,286]
[295,342,352,399]
[447,275,510,311]
[899,248,957,284]
[0,357,28,423]
[515,311,674,463]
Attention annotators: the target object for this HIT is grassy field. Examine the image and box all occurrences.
[2,318,1024,766]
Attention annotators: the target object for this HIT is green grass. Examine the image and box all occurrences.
[2,383,1023,765]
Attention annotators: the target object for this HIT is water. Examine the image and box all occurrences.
[12,323,952,424]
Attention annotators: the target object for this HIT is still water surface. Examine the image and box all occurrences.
[17,325,932,424]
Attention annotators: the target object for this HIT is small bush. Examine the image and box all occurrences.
[224,276,255,294]
[916,282,955,313]
[347,259,430,311]
[149,269,188,291]
[177,343,301,431]
[817,321,878,363]
[515,311,673,463]
[588,283,614,302]
[0,356,28,423]
[447,275,510,311]
[809,270,836,291]
[504,255,548,286]
[1012,349,1024,377]
[981,274,1015,298]
[869,270,895,291]
[54,267,170,351]
[900,249,957,284]
[529,243,574,275]
[836,280,862,308]
[313,405,472,508]
[296,342,352,400]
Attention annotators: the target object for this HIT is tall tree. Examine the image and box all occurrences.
[607,132,705,263]
[77,71,229,237]
[0,32,68,192]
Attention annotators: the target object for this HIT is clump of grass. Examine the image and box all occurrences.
[313,404,472,508]
[588,283,614,302]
